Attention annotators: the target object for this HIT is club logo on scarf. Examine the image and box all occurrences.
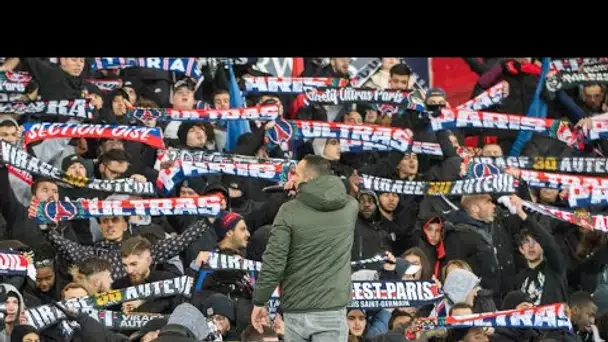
[574,209,593,229]
[375,104,400,116]
[43,201,78,222]
[1,71,32,83]
[349,281,443,309]
[469,163,501,178]
[266,119,295,152]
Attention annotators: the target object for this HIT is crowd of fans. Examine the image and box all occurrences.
[0,57,606,342]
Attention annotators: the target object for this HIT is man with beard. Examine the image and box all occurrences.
[579,83,607,115]
[351,190,390,266]
[112,236,182,314]
[76,257,113,295]
[189,211,253,334]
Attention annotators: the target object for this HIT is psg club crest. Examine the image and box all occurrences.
[42,201,78,222]
[375,104,400,116]
[266,119,296,154]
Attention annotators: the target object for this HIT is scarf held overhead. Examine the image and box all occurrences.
[470,156,608,174]
[243,77,349,93]
[0,99,95,119]
[515,169,608,190]
[1,141,156,196]
[551,58,608,72]
[91,57,202,80]
[518,199,608,233]
[360,174,518,196]
[156,159,295,196]
[0,70,31,93]
[0,250,35,281]
[156,149,294,167]
[22,123,165,149]
[455,82,507,111]
[129,104,279,122]
[303,87,426,111]
[265,119,413,153]
[409,303,571,335]
[85,79,122,92]
[430,109,584,150]
[31,196,222,223]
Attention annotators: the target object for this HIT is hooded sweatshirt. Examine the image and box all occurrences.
[0,284,25,342]
[430,269,480,317]
[252,175,358,312]
[154,303,211,342]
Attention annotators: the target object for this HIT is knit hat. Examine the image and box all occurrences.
[204,293,235,322]
[501,290,534,310]
[129,318,168,341]
[166,303,209,340]
[594,284,608,317]
[214,211,244,242]
[61,154,87,172]
[10,325,38,342]
[177,122,201,145]
[204,182,230,206]
[122,77,144,95]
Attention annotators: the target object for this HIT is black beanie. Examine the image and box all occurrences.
[61,154,87,172]
[204,293,235,322]
[177,178,207,196]
[10,324,37,342]
[500,290,534,310]
[177,122,200,145]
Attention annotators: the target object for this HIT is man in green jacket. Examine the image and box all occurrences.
[251,155,358,342]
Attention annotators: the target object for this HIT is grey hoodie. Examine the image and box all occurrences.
[0,283,25,342]
[166,303,209,340]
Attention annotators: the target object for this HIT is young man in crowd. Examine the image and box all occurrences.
[569,291,603,342]
[75,257,113,295]
[113,236,185,314]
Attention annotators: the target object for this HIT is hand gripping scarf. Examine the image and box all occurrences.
[406,303,571,338]
[359,173,518,196]
[455,82,507,111]
[129,104,279,122]
[22,123,165,149]
[1,141,156,196]
[265,119,413,154]
[156,159,295,196]
[30,195,222,223]
[470,156,608,174]
[91,57,202,80]
[243,77,349,93]
[546,71,608,92]
[430,108,584,150]
[302,86,426,111]
[0,99,95,119]
[505,197,608,233]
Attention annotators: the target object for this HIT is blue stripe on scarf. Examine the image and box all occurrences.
[509,57,551,156]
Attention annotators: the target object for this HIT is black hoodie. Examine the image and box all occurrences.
[352,190,391,267]
[19,58,85,101]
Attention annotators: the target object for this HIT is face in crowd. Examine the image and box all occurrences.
[173,86,196,110]
[347,309,366,337]
[396,153,418,179]
[123,250,152,284]
[59,57,85,77]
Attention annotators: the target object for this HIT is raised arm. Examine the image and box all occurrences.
[151,218,210,264]
[44,229,97,264]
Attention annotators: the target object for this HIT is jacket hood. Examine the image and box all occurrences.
[357,189,382,222]
[312,138,327,158]
[297,175,350,211]
[1,283,25,315]
[166,303,209,340]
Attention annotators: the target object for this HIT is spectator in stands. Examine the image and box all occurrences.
[364,58,400,89]
[251,155,357,342]
[570,291,603,342]
[75,257,113,295]
[351,189,390,265]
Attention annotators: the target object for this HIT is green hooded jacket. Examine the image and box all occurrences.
[252,175,358,312]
